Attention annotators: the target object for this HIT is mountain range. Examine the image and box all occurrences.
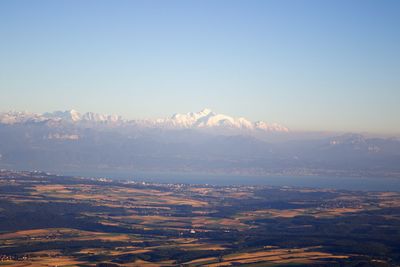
[0,109,289,132]
[0,109,399,178]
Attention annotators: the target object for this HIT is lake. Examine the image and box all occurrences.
[60,170,400,191]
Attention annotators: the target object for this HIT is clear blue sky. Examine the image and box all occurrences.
[0,0,399,134]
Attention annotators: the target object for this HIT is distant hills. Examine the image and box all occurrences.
[0,109,399,178]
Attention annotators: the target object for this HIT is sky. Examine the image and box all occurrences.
[0,0,399,135]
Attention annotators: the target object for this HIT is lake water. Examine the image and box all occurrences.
[61,170,400,192]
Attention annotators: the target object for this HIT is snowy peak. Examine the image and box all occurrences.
[154,109,288,132]
[198,108,214,116]
[0,111,48,124]
[0,109,288,132]
[80,112,122,123]
[44,110,82,122]
[255,121,289,132]
[42,110,123,123]
[0,110,123,125]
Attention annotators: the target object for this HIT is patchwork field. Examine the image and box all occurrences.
[0,170,399,266]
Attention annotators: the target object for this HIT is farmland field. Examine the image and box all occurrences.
[0,170,399,266]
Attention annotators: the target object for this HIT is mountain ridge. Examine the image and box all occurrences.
[0,109,289,132]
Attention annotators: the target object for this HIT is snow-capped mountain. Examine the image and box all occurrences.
[43,109,82,122]
[43,110,123,123]
[0,109,288,132]
[0,111,48,124]
[0,110,123,125]
[149,108,289,132]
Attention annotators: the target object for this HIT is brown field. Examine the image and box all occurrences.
[78,247,153,256]
[108,213,247,232]
[196,247,349,267]
[237,206,367,222]
[0,228,138,244]
[31,183,208,209]
[0,256,84,267]
[184,256,219,265]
